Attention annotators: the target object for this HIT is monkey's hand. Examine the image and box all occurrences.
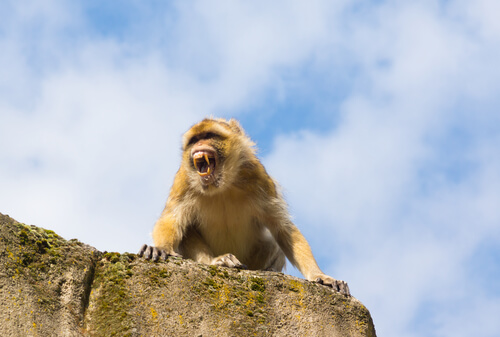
[138,244,182,262]
[311,274,350,296]
[210,253,247,269]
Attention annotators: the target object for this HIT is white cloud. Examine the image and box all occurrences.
[1,1,499,337]
[162,0,343,111]
[263,2,500,337]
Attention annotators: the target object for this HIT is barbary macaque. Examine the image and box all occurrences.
[139,118,350,295]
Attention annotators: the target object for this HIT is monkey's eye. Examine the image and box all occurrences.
[187,132,220,147]
[187,136,199,146]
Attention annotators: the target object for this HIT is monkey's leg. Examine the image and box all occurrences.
[246,234,286,271]
[178,226,215,265]
[180,226,246,269]
[263,244,286,272]
[211,253,247,269]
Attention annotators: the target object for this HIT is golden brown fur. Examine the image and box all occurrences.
[139,118,349,295]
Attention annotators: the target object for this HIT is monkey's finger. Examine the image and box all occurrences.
[152,247,161,262]
[138,244,148,257]
[221,256,236,268]
[331,281,340,292]
[338,280,350,296]
[211,259,230,267]
[169,251,182,258]
[211,254,240,268]
[159,249,168,261]
[315,277,334,289]
[314,276,347,294]
[328,279,350,296]
[143,245,154,260]
[227,253,246,268]
[231,261,247,269]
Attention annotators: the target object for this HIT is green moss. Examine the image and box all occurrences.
[89,257,134,336]
[188,265,271,330]
[103,252,121,263]
[5,223,69,282]
[208,265,218,276]
[18,229,29,245]
[206,265,234,280]
[202,277,221,291]
[145,266,172,286]
[1,219,97,320]
[256,293,265,304]
[122,253,136,262]
[157,269,170,278]
[249,277,265,292]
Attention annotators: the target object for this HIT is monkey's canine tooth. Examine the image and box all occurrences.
[193,152,212,176]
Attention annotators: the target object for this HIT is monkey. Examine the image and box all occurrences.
[139,118,350,296]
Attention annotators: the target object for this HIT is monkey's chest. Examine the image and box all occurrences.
[195,199,262,258]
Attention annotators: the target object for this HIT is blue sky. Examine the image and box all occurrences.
[1,1,500,336]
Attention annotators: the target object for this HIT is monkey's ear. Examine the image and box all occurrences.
[228,118,243,134]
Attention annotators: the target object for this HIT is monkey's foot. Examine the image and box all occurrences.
[313,274,350,296]
[138,244,182,262]
[210,253,247,269]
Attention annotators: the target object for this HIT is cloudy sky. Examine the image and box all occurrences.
[1,1,499,336]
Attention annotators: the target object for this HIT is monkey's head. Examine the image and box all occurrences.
[181,118,256,193]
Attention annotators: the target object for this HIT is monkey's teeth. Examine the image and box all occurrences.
[193,151,215,177]
[204,153,212,175]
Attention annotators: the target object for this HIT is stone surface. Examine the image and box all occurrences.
[0,212,376,336]
[0,212,97,336]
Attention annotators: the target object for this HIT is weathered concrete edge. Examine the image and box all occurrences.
[1,212,377,336]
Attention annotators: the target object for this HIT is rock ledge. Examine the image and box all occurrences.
[0,213,376,336]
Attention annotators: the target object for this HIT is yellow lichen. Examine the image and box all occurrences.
[217,283,231,308]
[288,280,305,309]
[150,307,158,320]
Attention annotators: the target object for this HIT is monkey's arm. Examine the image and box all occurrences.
[139,169,192,261]
[153,211,184,252]
[138,211,184,261]
[269,219,350,296]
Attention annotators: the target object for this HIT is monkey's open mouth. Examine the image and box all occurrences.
[193,151,216,177]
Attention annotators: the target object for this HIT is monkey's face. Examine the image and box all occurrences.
[182,118,256,194]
